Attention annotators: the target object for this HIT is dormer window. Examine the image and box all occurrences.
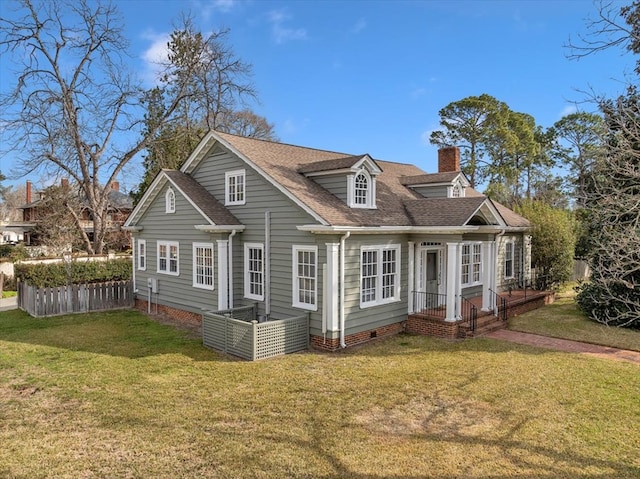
[165,188,176,213]
[354,172,368,205]
[348,170,376,209]
[449,182,465,198]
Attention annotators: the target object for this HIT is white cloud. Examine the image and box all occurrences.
[559,104,578,118]
[268,9,307,44]
[421,128,437,145]
[351,18,367,33]
[140,30,171,86]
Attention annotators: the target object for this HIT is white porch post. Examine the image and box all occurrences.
[326,243,340,332]
[217,240,229,310]
[481,241,493,311]
[408,241,415,313]
[445,242,460,321]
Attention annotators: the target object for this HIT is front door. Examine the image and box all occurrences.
[425,250,439,296]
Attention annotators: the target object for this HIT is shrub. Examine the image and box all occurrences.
[15,257,132,288]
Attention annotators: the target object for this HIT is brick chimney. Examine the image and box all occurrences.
[110,181,119,192]
[61,178,69,188]
[438,147,461,173]
[26,180,32,203]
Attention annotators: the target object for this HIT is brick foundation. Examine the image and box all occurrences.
[135,299,202,327]
[311,321,405,351]
[405,314,460,340]
[505,291,555,318]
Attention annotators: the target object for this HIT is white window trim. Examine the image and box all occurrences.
[225,169,246,206]
[137,239,146,271]
[157,240,179,276]
[461,242,482,287]
[244,242,264,301]
[504,240,515,280]
[347,170,377,209]
[165,188,176,213]
[292,245,318,311]
[193,242,215,290]
[360,244,401,308]
[448,181,465,198]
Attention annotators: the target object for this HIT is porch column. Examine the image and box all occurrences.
[326,243,340,332]
[217,240,229,310]
[445,242,460,321]
[481,241,493,311]
[408,241,415,313]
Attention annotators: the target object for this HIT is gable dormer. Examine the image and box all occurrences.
[400,146,469,199]
[300,154,382,209]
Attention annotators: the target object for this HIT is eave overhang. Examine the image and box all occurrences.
[297,224,530,235]
[194,225,246,233]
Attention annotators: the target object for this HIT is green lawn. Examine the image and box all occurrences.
[508,285,640,352]
[1,308,639,479]
[1,290,17,299]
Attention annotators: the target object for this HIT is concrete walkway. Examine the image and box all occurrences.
[0,296,18,312]
[485,329,640,365]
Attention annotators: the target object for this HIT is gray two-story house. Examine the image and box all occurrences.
[123,131,532,350]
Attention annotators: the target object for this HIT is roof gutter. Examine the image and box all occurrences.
[194,224,246,233]
[297,225,479,235]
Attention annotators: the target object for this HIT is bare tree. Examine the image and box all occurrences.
[576,88,640,327]
[0,0,202,254]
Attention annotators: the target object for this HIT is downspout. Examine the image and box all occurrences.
[228,229,237,308]
[339,231,351,348]
[265,211,271,319]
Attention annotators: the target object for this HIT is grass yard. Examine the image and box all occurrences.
[0,309,639,479]
[1,290,17,299]
[509,285,640,352]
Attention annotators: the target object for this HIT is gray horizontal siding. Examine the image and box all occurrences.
[341,234,409,335]
[410,185,449,198]
[313,174,348,203]
[134,183,222,313]
[191,146,326,330]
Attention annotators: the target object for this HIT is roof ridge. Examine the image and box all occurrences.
[215,130,355,158]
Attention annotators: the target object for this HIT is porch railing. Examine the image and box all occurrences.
[503,271,553,299]
[459,296,478,332]
[489,288,508,321]
[412,291,447,319]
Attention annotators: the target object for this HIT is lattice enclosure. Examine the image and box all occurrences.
[202,309,309,361]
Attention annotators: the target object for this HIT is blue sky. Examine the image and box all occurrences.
[0,0,633,191]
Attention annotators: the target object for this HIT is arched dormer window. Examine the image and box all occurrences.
[354,172,368,205]
[348,170,376,209]
[165,188,176,213]
[449,182,465,198]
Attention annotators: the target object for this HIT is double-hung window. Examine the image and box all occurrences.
[225,170,246,205]
[193,243,214,290]
[292,245,317,310]
[158,240,179,275]
[461,243,482,286]
[137,239,146,271]
[360,244,400,307]
[504,241,514,279]
[244,243,264,300]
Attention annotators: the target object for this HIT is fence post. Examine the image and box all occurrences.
[251,320,258,361]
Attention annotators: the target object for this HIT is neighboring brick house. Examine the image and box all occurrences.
[17,179,132,248]
[124,131,535,351]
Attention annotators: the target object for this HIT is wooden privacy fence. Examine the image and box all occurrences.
[18,280,134,317]
[202,308,309,361]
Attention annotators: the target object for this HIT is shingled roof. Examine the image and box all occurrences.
[163,170,242,226]
[181,131,530,230]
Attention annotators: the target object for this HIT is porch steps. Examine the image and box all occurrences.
[461,313,507,338]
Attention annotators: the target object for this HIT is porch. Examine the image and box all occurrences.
[407,285,554,340]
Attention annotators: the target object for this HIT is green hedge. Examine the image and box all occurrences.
[15,258,132,288]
